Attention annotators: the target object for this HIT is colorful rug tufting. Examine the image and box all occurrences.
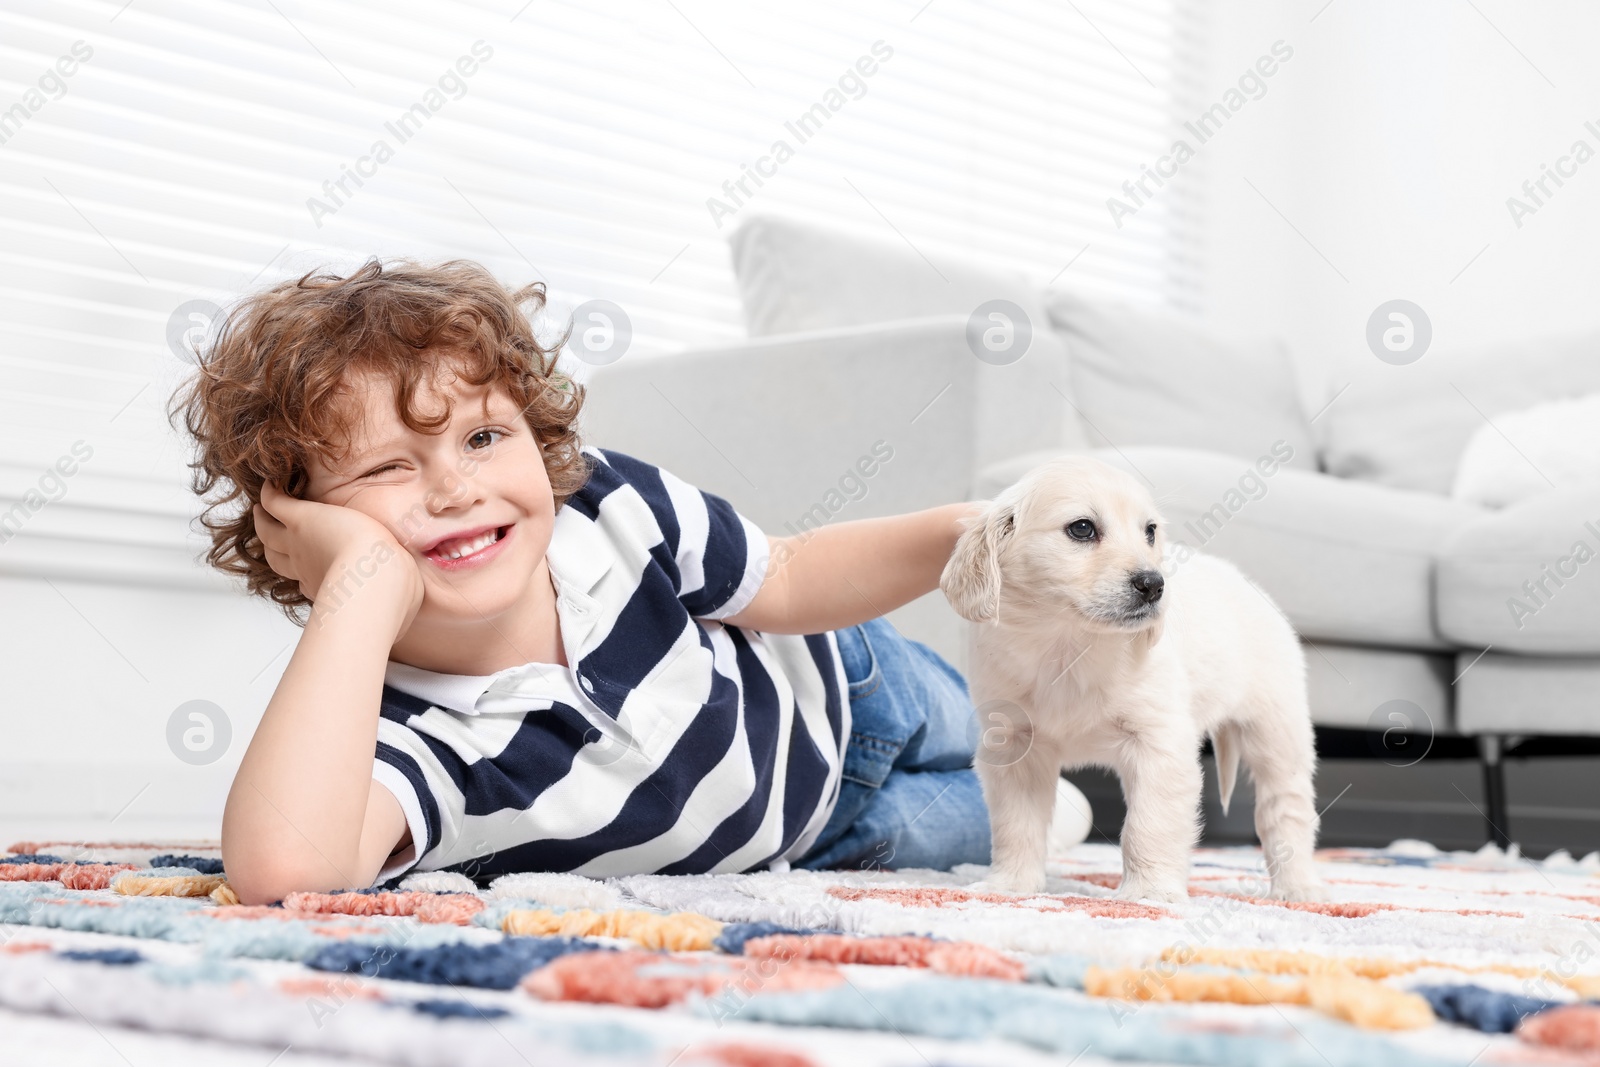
[3,838,1599,1066]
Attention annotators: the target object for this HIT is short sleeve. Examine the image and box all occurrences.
[371,760,427,884]
[370,724,447,885]
[597,449,771,620]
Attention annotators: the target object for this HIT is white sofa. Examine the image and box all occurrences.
[580,214,1600,844]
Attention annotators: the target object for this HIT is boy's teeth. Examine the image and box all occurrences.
[436,529,498,560]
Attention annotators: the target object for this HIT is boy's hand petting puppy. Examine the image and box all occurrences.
[253,480,424,637]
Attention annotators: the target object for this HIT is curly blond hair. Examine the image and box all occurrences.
[167,257,590,623]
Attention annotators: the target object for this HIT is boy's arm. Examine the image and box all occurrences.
[720,501,986,635]
[223,484,423,905]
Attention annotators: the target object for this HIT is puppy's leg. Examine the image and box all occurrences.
[1238,710,1326,902]
[1113,741,1202,903]
[970,745,1060,894]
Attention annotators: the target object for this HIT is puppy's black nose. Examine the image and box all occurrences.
[1130,570,1164,604]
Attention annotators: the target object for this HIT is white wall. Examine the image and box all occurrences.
[0,420,303,844]
[1195,0,1600,412]
[0,573,299,847]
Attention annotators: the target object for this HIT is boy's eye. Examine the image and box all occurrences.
[467,428,506,451]
[364,463,400,477]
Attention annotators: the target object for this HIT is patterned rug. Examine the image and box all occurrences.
[3,837,1599,1067]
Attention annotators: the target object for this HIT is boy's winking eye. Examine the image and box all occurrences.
[354,426,512,480]
[311,376,526,498]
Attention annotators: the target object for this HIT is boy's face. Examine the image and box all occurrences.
[302,359,557,631]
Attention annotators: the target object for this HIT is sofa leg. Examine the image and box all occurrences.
[1477,735,1511,849]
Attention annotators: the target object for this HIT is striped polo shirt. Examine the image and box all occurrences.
[369,446,850,885]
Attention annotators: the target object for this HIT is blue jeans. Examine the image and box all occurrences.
[795,616,992,872]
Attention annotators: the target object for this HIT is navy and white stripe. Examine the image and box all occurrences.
[370,446,849,884]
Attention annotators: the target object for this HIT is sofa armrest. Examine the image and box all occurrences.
[1437,483,1600,655]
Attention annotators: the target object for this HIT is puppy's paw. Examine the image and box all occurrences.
[1113,878,1188,904]
[1268,878,1329,903]
[969,870,1047,896]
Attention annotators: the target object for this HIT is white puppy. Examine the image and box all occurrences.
[941,456,1324,903]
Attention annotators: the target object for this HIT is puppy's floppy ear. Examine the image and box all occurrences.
[940,500,1016,622]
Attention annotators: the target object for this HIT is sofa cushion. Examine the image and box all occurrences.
[975,445,1481,651]
[1319,331,1600,496]
[727,213,1048,337]
[1455,652,1600,736]
[725,213,1090,454]
[1450,391,1600,508]
[1302,643,1455,733]
[1042,289,1317,471]
[1437,484,1600,654]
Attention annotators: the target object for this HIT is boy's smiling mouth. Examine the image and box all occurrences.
[420,523,514,570]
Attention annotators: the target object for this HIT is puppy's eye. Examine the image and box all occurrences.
[1146,523,1158,545]
[1065,519,1097,542]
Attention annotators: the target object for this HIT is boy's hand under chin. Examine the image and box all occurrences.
[253,480,425,638]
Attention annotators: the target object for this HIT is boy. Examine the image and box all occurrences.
[171,258,1088,905]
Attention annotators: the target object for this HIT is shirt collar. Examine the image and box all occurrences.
[383,659,502,715]
[383,656,580,716]
[546,501,610,596]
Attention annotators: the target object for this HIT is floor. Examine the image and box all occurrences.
[1068,749,1600,861]
[9,750,1598,1063]
[0,1007,385,1067]
[7,838,1564,1067]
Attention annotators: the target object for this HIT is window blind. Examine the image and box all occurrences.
[0,0,1201,581]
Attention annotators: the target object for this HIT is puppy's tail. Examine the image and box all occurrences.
[1212,723,1242,816]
